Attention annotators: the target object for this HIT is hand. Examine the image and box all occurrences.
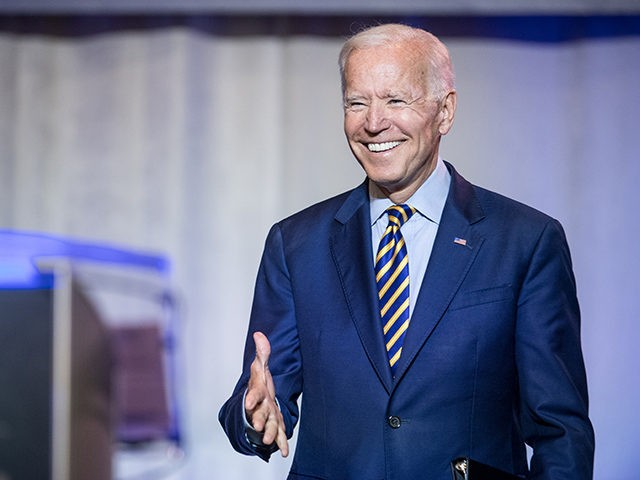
[244,331,289,457]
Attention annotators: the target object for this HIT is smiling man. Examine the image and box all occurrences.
[220,24,594,479]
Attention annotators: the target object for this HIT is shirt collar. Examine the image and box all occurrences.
[369,156,451,226]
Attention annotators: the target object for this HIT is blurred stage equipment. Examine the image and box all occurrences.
[0,230,182,480]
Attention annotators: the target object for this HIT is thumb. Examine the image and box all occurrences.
[253,331,276,398]
[253,331,271,371]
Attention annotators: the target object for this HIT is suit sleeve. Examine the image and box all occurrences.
[515,219,595,479]
[218,223,303,462]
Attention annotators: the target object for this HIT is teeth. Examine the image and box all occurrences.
[367,141,401,152]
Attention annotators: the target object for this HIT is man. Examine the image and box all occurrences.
[219,24,594,479]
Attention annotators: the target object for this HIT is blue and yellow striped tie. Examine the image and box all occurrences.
[375,204,416,376]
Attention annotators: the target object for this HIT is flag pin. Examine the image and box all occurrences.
[453,237,467,246]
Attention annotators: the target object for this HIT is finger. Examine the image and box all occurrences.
[249,403,270,432]
[261,408,285,446]
[277,431,289,457]
[275,412,289,457]
[261,412,277,444]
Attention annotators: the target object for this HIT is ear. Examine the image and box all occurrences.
[437,90,457,135]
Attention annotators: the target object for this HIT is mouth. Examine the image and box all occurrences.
[366,141,402,153]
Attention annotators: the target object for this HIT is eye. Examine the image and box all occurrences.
[388,98,406,106]
[345,100,367,111]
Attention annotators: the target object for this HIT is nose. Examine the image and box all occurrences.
[364,103,391,134]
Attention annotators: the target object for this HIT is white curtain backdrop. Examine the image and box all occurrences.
[1,20,638,479]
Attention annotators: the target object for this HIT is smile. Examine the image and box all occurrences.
[367,141,401,152]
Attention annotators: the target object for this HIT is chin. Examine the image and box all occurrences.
[364,167,404,186]
[368,177,405,195]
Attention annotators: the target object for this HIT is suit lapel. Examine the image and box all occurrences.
[393,165,486,384]
[330,183,394,393]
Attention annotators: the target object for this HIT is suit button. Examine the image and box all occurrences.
[387,415,401,429]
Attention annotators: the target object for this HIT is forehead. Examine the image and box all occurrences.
[344,44,428,93]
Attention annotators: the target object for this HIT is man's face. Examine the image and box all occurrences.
[343,43,455,202]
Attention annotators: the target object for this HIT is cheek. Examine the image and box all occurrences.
[343,114,361,137]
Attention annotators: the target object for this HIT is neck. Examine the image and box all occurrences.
[377,161,438,204]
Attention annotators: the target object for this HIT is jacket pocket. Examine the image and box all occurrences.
[448,285,514,311]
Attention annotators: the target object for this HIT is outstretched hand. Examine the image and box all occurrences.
[244,331,289,457]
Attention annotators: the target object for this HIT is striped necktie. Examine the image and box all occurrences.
[374,204,416,376]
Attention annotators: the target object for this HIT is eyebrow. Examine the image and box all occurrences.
[344,94,366,103]
[345,91,406,100]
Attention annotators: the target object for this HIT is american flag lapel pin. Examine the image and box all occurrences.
[453,237,467,246]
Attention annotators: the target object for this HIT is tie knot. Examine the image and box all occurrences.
[386,204,416,229]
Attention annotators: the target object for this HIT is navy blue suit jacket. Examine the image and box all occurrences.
[219,163,594,479]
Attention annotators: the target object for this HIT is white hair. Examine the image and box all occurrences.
[339,23,456,100]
